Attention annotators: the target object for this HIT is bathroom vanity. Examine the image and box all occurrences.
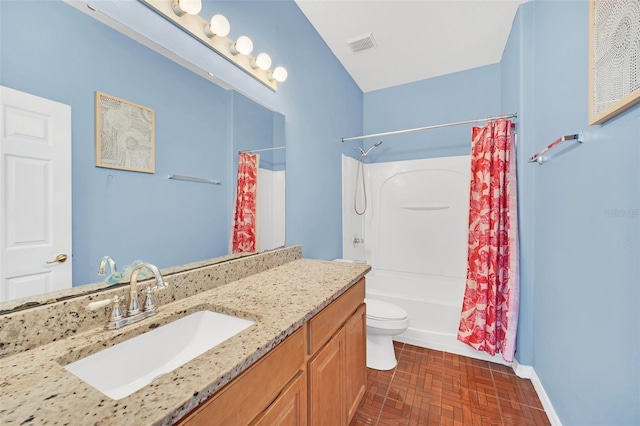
[178,278,366,425]
[0,249,369,425]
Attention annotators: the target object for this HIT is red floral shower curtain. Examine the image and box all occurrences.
[457,119,519,363]
[231,153,258,253]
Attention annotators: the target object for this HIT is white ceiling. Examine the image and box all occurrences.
[295,0,528,93]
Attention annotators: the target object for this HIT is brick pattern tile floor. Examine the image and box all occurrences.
[351,342,550,426]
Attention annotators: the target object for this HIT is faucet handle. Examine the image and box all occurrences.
[86,298,114,311]
[86,295,124,321]
[109,295,124,321]
[142,287,157,313]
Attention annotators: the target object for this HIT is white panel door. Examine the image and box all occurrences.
[0,86,72,302]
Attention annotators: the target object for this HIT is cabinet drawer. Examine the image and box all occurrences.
[307,278,365,355]
[178,327,306,426]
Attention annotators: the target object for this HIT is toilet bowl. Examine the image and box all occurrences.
[365,298,409,370]
[330,260,409,370]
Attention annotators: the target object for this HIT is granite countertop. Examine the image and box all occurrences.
[0,259,370,425]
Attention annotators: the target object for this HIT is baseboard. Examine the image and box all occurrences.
[512,359,563,426]
[511,358,534,378]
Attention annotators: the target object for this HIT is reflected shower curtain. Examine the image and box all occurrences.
[231,153,259,253]
[457,120,519,363]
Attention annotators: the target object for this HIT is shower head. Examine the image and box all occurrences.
[354,141,383,159]
[363,141,383,156]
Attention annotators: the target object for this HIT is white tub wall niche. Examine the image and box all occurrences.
[342,154,509,365]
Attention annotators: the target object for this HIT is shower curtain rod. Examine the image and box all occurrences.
[341,113,518,142]
[239,146,285,154]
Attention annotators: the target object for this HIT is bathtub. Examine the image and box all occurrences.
[342,155,509,365]
[365,267,508,365]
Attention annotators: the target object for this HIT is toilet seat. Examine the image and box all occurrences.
[365,298,408,321]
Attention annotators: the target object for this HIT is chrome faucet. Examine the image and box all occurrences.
[127,262,167,316]
[98,256,117,275]
[87,262,169,330]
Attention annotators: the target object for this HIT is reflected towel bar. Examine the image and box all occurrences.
[167,174,221,185]
[529,132,583,164]
[239,146,285,154]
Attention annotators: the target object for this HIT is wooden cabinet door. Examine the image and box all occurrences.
[177,328,305,426]
[253,370,307,426]
[308,328,346,426]
[345,304,366,422]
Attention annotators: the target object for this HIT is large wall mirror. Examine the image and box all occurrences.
[0,0,285,310]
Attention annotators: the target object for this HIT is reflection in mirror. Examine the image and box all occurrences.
[260,111,286,251]
[0,251,257,315]
[0,1,285,307]
[232,94,286,252]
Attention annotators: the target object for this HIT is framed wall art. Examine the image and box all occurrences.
[95,91,155,173]
[588,0,640,125]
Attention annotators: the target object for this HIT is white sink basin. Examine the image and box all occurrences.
[64,310,255,400]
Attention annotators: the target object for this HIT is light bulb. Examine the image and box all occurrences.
[230,36,253,56]
[251,53,272,70]
[270,66,288,83]
[204,14,230,38]
[171,0,202,16]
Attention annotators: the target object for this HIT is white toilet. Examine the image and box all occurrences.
[365,298,409,370]
[331,260,409,370]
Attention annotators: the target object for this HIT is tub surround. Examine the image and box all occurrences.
[0,246,301,358]
[340,156,509,365]
[0,254,370,425]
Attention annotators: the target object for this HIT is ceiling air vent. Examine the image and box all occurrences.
[346,33,377,54]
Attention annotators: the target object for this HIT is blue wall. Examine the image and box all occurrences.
[231,92,282,171]
[148,0,365,260]
[501,1,640,424]
[0,0,363,284]
[233,93,274,158]
[363,64,502,163]
[198,1,363,260]
[1,1,234,285]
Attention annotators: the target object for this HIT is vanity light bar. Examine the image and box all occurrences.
[139,0,283,91]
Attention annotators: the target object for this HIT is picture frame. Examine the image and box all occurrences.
[588,0,640,125]
[95,91,155,173]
